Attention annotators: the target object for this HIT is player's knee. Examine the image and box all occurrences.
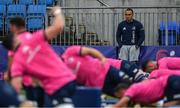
[121,60,139,77]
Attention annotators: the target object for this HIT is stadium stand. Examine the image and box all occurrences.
[0,5,6,16]
[0,0,180,107]
[7,5,26,17]
[37,0,56,6]
[0,5,6,34]
[27,5,46,16]
[159,21,180,45]
[18,0,34,5]
[0,0,14,5]
[27,5,46,31]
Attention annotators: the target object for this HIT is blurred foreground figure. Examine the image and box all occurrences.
[2,6,77,107]
[114,75,180,107]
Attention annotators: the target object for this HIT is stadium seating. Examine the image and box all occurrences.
[0,0,14,5]
[27,5,46,16]
[0,5,6,16]
[7,5,26,17]
[159,21,180,45]
[37,0,55,6]
[168,21,180,31]
[0,5,6,31]
[27,18,44,30]
[73,87,101,107]
[18,0,34,5]
[0,19,3,31]
[27,5,46,31]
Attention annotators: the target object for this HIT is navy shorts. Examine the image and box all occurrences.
[164,75,180,102]
[121,60,139,78]
[102,66,125,97]
[24,86,45,107]
[49,80,77,106]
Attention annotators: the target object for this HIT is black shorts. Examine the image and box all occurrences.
[49,80,77,106]
[24,86,45,107]
[102,66,125,97]
[164,75,180,102]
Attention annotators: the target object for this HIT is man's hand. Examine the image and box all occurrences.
[45,6,65,40]
[51,6,62,16]
[11,77,22,93]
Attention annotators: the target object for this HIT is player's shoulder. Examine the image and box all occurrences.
[133,19,143,25]
[119,21,126,25]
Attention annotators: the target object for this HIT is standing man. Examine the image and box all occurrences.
[116,8,145,63]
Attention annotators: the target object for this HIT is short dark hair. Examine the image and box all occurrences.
[125,8,134,14]
[10,16,25,29]
[141,60,152,72]
[114,78,132,93]
[2,34,14,50]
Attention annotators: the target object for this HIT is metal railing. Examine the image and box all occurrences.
[1,5,180,46]
[96,0,111,7]
[48,6,180,46]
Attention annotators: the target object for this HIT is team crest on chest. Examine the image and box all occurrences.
[132,26,136,30]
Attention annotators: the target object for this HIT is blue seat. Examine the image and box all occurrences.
[160,35,177,46]
[27,5,46,16]
[159,22,166,30]
[38,0,55,6]
[7,5,26,17]
[27,18,44,31]
[0,5,6,16]
[0,19,4,30]
[168,21,180,31]
[18,0,34,5]
[73,87,101,107]
[0,5,6,31]
[0,0,13,5]
[27,5,46,31]
[160,21,180,32]
[168,35,177,45]
[159,21,179,45]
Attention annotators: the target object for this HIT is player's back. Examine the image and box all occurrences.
[12,30,76,95]
[125,76,169,104]
[62,46,110,88]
